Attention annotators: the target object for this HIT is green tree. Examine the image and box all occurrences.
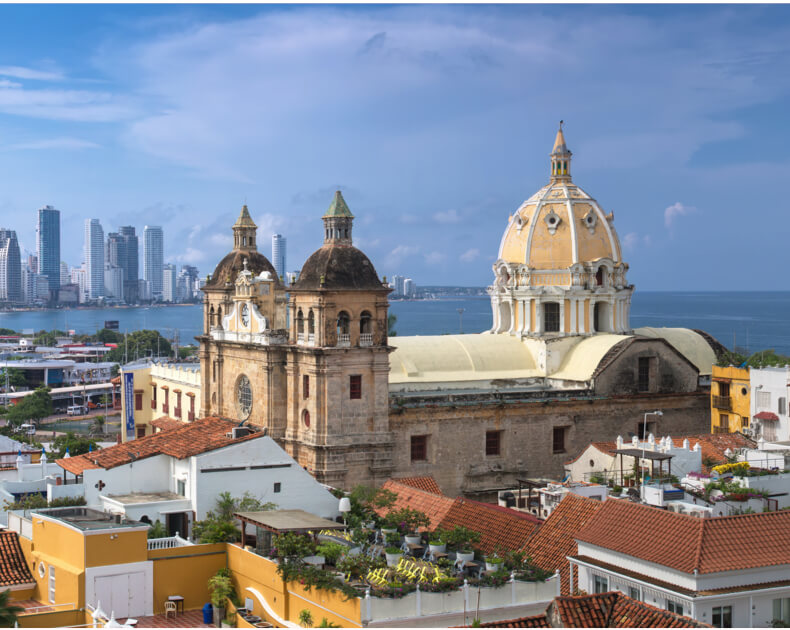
[51,432,97,459]
[192,492,276,543]
[6,386,53,424]
[33,329,63,347]
[0,589,23,627]
[387,313,397,337]
[0,367,27,389]
[95,328,123,344]
[147,519,168,539]
[105,329,172,363]
[0,328,16,335]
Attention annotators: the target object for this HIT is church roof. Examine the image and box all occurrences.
[234,204,257,228]
[205,249,281,290]
[323,190,354,218]
[291,245,384,291]
[633,327,717,376]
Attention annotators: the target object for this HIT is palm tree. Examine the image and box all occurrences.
[90,415,106,436]
[0,589,24,627]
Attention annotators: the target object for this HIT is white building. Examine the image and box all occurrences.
[404,277,415,297]
[104,264,124,300]
[571,498,790,628]
[56,417,340,538]
[162,263,177,302]
[143,226,164,299]
[84,219,105,300]
[60,261,69,287]
[750,366,790,442]
[272,234,286,282]
[390,274,405,296]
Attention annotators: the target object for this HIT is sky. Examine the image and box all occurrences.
[0,3,789,290]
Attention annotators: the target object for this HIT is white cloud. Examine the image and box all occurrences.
[664,202,696,229]
[0,84,133,122]
[386,244,419,267]
[3,137,100,151]
[433,209,461,224]
[0,66,64,81]
[623,232,653,251]
[424,251,446,265]
[0,79,21,89]
[460,248,480,262]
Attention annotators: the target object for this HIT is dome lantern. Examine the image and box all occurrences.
[233,204,258,250]
[550,121,572,182]
[323,191,354,246]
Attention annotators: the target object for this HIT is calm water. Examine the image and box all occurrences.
[1,292,788,355]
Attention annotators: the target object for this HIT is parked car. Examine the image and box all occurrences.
[14,422,36,435]
[67,405,87,416]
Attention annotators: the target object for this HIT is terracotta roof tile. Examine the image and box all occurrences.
[379,480,455,530]
[56,417,261,475]
[392,476,442,495]
[438,498,542,554]
[0,531,34,587]
[576,498,790,574]
[522,493,604,594]
[151,417,185,433]
[473,593,708,628]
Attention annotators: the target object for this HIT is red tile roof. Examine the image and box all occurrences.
[0,531,34,587]
[151,417,185,433]
[56,417,262,475]
[379,480,455,530]
[522,493,604,594]
[473,592,708,628]
[439,498,542,554]
[576,498,790,574]
[392,476,442,495]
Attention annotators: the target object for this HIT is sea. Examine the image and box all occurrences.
[1,291,789,356]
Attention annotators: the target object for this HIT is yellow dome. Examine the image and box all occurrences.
[498,128,623,270]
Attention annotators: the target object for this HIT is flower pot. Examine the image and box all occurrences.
[213,606,226,627]
[404,535,421,545]
[385,551,402,567]
[456,551,474,564]
[429,543,446,554]
[381,527,397,536]
[485,560,503,572]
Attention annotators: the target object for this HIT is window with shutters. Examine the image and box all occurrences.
[303,375,309,399]
[411,435,428,462]
[350,375,362,399]
[485,430,502,456]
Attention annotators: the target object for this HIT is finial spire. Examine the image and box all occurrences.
[322,191,354,245]
[550,122,572,182]
[232,204,258,250]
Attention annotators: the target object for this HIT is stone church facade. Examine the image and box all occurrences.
[196,127,719,496]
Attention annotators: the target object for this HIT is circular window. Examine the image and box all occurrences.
[303,409,311,428]
[38,562,46,578]
[742,387,748,396]
[586,216,594,224]
[236,374,252,420]
[549,217,557,225]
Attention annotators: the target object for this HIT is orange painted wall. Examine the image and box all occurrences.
[150,543,227,613]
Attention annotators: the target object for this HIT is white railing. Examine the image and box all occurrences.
[147,533,194,550]
[308,333,316,345]
[359,333,373,347]
[297,333,305,343]
[337,334,351,348]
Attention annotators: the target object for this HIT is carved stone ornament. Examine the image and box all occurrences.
[582,209,597,234]
[544,209,561,235]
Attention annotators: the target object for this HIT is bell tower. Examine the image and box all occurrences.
[233,204,257,250]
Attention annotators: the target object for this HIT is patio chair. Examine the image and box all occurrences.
[164,601,177,619]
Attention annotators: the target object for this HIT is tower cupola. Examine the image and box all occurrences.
[233,204,258,250]
[323,191,354,246]
[550,121,572,183]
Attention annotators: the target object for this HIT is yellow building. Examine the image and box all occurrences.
[711,365,751,433]
[120,362,201,441]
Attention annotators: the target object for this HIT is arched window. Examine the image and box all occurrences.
[216,306,222,329]
[209,305,215,327]
[595,267,604,286]
[544,302,560,332]
[337,311,350,346]
[140,515,151,524]
[242,236,247,247]
[296,309,304,334]
[302,409,311,428]
[308,310,315,334]
[360,311,372,334]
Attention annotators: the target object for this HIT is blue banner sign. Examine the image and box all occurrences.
[124,371,135,441]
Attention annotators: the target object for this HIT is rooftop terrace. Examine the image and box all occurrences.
[32,506,147,531]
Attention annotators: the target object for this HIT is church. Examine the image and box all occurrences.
[196,126,722,497]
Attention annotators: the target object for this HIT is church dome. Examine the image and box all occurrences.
[294,245,383,290]
[498,126,623,270]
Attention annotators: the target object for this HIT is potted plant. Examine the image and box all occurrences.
[316,541,346,567]
[404,532,422,545]
[444,526,481,563]
[485,555,504,572]
[385,545,402,567]
[428,530,446,555]
[383,507,430,538]
[208,572,234,627]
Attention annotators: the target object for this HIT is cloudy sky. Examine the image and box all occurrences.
[0,4,788,290]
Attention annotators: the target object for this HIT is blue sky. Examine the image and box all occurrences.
[0,4,788,290]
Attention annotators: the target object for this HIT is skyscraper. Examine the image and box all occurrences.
[0,229,22,303]
[272,234,286,282]
[36,205,61,293]
[60,262,69,287]
[84,219,105,300]
[162,263,177,303]
[144,226,164,299]
[119,226,139,303]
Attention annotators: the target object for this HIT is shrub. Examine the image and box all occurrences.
[382,507,430,534]
[316,541,346,565]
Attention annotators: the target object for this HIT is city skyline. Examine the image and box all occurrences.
[0,5,789,289]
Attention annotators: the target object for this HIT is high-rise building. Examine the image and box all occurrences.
[144,226,164,299]
[404,278,415,298]
[0,229,22,303]
[70,266,87,303]
[162,263,177,303]
[390,274,405,297]
[272,234,286,282]
[84,219,105,300]
[104,263,123,300]
[36,205,61,293]
[60,261,69,287]
[178,265,199,301]
[119,226,139,304]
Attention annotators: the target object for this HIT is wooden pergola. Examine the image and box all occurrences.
[233,509,345,556]
[612,448,674,487]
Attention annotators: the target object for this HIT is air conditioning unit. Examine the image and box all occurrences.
[232,426,251,439]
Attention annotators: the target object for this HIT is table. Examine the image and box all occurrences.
[168,595,185,615]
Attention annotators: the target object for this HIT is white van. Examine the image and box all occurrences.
[67,405,86,416]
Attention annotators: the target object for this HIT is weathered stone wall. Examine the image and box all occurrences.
[388,390,710,497]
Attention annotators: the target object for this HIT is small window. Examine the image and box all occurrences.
[177,479,186,496]
[552,427,567,454]
[411,435,428,462]
[638,357,652,392]
[595,267,604,286]
[485,430,502,456]
[134,392,143,411]
[302,409,310,428]
[274,482,281,493]
[544,302,560,332]
[718,382,730,397]
[667,601,683,616]
[629,587,640,601]
[592,574,608,594]
[719,414,730,431]
[303,375,310,399]
[712,606,732,628]
[48,565,56,604]
[350,375,362,399]
[779,397,787,416]
[773,598,790,626]
[136,426,146,439]
[308,310,315,334]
